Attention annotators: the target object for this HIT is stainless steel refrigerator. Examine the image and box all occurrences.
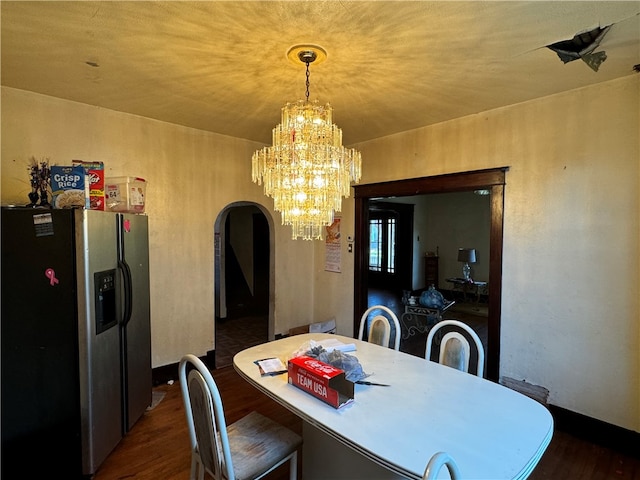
[1,207,151,477]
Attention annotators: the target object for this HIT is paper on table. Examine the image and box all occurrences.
[316,338,357,353]
[255,357,287,376]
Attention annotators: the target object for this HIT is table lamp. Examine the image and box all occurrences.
[457,248,476,281]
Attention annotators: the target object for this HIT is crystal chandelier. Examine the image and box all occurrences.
[252,45,362,240]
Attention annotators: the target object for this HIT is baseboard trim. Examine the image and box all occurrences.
[151,353,213,386]
[548,404,639,458]
[152,363,178,386]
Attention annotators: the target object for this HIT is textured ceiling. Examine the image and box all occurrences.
[2,1,639,146]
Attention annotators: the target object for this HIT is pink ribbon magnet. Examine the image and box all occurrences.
[124,219,131,233]
[45,268,59,286]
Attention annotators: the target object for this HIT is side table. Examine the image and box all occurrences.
[445,278,488,303]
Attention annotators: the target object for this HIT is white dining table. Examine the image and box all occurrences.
[233,333,553,480]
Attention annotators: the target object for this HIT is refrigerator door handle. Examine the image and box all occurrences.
[119,259,133,326]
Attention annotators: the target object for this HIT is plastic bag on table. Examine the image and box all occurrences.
[317,349,369,383]
[289,339,338,359]
[291,340,369,382]
[290,340,318,359]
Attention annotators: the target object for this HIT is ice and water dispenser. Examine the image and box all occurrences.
[95,269,117,334]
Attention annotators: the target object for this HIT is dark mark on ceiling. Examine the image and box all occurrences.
[547,25,611,72]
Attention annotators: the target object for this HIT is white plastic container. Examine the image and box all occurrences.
[105,177,146,213]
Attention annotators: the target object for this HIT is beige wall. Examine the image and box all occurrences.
[2,75,639,432]
[1,86,318,368]
[336,75,639,431]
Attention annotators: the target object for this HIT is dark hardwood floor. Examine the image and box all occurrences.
[93,364,640,480]
[100,289,637,480]
[93,366,300,480]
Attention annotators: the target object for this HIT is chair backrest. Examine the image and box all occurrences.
[358,305,401,350]
[368,315,391,347]
[425,319,485,377]
[179,354,234,480]
[422,451,461,480]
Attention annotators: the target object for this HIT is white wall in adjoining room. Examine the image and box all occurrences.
[417,192,491,286]
[374,192,491,290]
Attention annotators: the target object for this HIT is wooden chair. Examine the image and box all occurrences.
[422,451,461,480]
[358,305,401,350]
[425,319,485,377]
[178,354,302,480]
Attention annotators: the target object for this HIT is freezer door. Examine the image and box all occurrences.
[1,208,83,477]
[118,213,152,432]
[76,209,123,475]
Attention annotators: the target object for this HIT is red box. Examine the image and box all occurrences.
[288,356,354,409]
[73,160,105,210]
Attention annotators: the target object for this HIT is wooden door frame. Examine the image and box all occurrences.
[353,167,508,381]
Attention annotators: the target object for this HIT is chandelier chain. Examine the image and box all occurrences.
[305,60,311,102]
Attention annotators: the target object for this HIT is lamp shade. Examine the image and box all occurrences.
[457,248,476,263]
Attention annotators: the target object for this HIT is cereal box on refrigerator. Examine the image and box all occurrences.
[72,160,105,210]
[50,165,86,209]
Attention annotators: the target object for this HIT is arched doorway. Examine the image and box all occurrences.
[213,202,275,367]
